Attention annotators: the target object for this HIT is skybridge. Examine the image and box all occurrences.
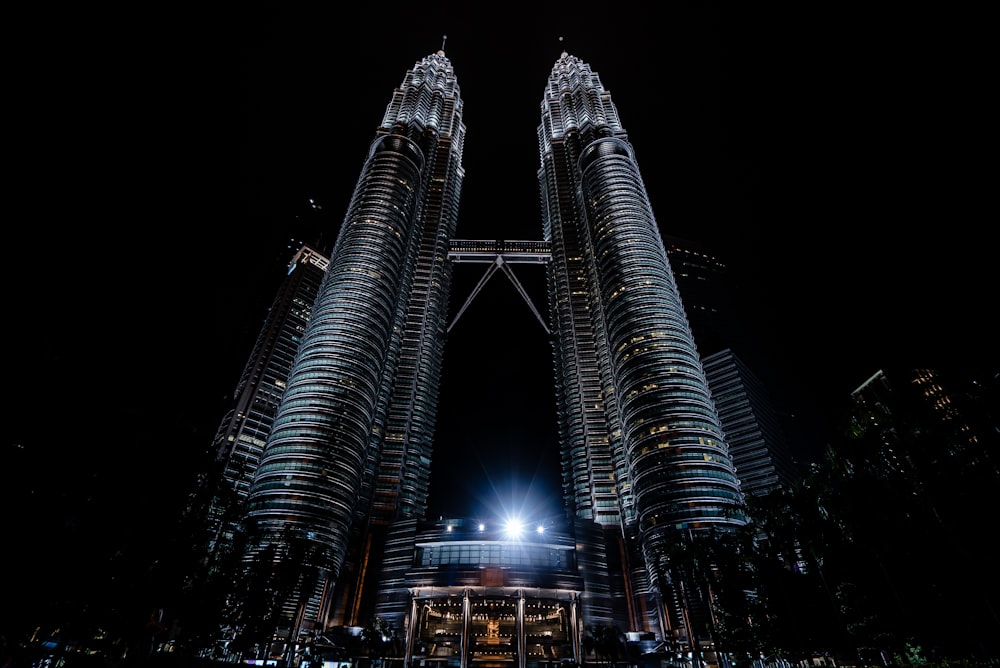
[447,239,552,335]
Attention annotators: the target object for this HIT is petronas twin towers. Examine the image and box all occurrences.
[246,48,464,567]
[234,45,746,659]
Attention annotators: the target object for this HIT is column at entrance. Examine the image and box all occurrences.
[405,596,419,667]
[461,589,471,668]
[517,592,526,668]
[570,595,581,665]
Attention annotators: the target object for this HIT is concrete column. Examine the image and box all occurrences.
[461,589,471,668]
[517,592,526,668]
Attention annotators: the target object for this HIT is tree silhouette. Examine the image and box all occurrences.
[583,623,625,667]
[361,616,399,668]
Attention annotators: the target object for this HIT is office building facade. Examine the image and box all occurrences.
[228,47,746,664]
[200,243,329,561]
[702,349,799,497]
[663,238,811,493]
[663,235,735,360]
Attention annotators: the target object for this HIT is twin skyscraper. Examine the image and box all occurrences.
[208,46,747,664]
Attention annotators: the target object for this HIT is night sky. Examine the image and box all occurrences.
[5,4,994,595]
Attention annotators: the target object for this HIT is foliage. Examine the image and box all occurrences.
[583,624,626,667]
[652,369,1000,665]
[9,369,997,666]
[361,616,401,668]
[728,368,1000,663]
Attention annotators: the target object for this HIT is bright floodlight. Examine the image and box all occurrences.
[503,518,524,539]
[536,524,545,534]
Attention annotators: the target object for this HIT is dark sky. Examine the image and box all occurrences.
[5,4,994,563]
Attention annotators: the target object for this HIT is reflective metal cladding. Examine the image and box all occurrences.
[245,49,466,623]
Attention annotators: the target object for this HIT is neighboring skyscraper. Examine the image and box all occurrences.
[850,366,986,472]
[702,348,800,496]
[662,234,817,493]
[201,243,329,561]
[243,47,465,628]
[663,234,736,360]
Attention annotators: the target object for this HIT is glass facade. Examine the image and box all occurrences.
[201,244,329,560]
[221,47,750,658]
[371,517,590,668]
[244,50,465,629]
[537,51,747,637]
[411,594,575,665]
[702,348,800,497]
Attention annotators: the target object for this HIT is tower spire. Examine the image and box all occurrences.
[440,34,447,53]
[559,35,566,56]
